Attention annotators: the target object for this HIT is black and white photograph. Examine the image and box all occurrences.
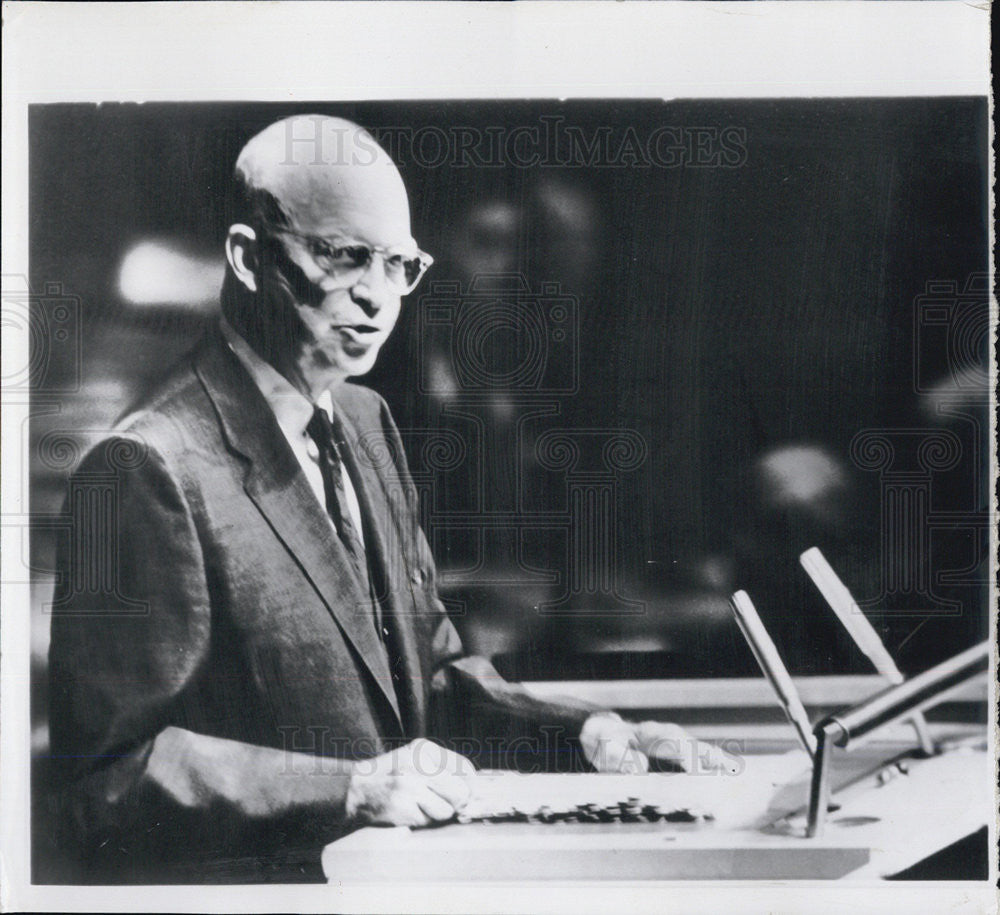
[2,3,995,913]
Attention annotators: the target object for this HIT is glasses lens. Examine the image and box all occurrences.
[380,252,428,292]
[402,256,426,290]
[311,242,371,275]
[281,226,431,293]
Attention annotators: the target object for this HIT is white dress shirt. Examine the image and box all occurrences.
[220,319,366,547]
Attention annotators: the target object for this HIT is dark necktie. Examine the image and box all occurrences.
[305,406,369,588]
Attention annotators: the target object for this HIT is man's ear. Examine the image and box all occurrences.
[225,224,259,293]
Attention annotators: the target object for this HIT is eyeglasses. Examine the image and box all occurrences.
[266,225,434,295]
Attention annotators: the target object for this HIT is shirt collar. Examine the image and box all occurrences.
[219,318,333,439]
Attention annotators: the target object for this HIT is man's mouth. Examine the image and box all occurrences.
[332,324,383,355]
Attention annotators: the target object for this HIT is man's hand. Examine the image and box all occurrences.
[580,714,739,775]
[579,713,649,773]
[345,738,476,828]
[634,720,741,774]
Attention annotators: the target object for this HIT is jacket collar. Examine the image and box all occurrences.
[194,322,402,731]
[219,316,320,443]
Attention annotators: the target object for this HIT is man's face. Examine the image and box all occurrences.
[260,203,414,380]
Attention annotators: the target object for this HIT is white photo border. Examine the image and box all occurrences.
[2,2,994,913]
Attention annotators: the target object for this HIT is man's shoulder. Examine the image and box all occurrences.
[65,355,217,487]
[109,341,220,456]
[334,381,388,425]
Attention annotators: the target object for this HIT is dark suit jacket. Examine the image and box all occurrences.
[48,325,596,882]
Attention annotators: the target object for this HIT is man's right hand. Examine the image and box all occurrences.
[345,739,476,828]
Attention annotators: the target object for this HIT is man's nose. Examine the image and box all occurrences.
[348,254,391,317]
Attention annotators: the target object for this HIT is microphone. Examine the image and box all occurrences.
[730,590,817,757]
[799,547,935,754]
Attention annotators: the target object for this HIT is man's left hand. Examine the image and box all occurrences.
[579,714,739,774]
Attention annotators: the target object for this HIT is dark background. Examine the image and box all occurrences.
[29,99,989,709]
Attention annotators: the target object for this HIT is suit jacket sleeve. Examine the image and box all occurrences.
[372,397,603,771]
[48,437,356,880]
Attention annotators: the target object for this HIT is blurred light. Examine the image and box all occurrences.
[921,365,991,418]
[471,201,519,235]
[452,200,520,276]
[756,445,847,507]
[426,353,459,401]
[536,178,595,231]
[118,240,223,309]
[695,554,737,591]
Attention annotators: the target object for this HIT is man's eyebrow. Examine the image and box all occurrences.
[323,234,422,252]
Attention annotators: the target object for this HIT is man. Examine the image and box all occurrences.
[48,115,731,882]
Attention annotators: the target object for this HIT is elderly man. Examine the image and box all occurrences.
[48,115,730,882]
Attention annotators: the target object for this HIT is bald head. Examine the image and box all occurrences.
[234,115,412,244]
[223,115,422,396]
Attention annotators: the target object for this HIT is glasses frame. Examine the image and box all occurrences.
[263,223,434,295]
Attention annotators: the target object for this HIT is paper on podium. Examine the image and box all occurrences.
[462,750,813,830]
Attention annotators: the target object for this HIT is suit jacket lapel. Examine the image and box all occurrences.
[333,398,428,736]
[194,327,402,731]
